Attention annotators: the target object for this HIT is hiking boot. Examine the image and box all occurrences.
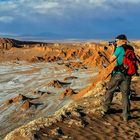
[122,115,131,122]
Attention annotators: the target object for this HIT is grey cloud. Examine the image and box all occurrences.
[0,0,140,22]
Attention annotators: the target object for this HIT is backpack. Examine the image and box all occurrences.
[122,44,137,75]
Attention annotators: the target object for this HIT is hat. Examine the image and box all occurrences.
[115,34,127,40]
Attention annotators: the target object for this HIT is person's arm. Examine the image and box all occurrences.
[110,46,122,63]
[110,55,117,63]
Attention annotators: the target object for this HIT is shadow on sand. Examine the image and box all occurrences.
[106,108,122,114]
[130,95,140,101]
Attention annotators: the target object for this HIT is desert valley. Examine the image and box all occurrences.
[0,38,140,140]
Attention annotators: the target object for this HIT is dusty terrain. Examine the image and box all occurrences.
[0,38,140,140]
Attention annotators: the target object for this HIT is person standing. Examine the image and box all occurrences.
[102,34,132,121]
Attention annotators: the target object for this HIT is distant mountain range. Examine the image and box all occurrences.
[0,31,106,42]
[1,31,140,43]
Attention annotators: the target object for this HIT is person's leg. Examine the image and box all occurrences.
[103,91,114,112]
[120,75,131,121]
[103,74,124,112]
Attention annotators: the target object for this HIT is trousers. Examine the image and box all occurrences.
[104,73,131,117]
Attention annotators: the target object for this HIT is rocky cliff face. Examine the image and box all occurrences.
[0,37,49,49]
[1,38,139,68]
[0,38,114,69]
[0,38,14,49]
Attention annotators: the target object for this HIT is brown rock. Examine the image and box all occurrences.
[12,94,22,102]
[61,88,77,98]
[21,100,30,110]
[64,76,78,81]
[48,80,71,88]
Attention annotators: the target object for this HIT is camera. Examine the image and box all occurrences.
[108,40,117,47]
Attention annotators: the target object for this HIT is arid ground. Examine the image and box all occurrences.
[0,38,140,140]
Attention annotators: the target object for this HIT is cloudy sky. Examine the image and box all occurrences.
[0,0,140,40]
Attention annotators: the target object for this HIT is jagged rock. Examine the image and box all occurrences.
[64,62,87,70]
[6,94,38,106]
[64,119,87,128]
[12,94,22,102]
[50,127,64,136]
[0,38,13,49]
[30,56,45,62]
[61,88,77,98]
[64,76,78,81]
[20,94,38,101]
[21,100,43,110]
[6,94,22,105]
[57,114,67,122]
[21,100,30,110]
[72,109,86,118]
[48,80,71,88]
[56,111,72,122]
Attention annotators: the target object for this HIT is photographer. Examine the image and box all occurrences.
[102,34,132,121]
